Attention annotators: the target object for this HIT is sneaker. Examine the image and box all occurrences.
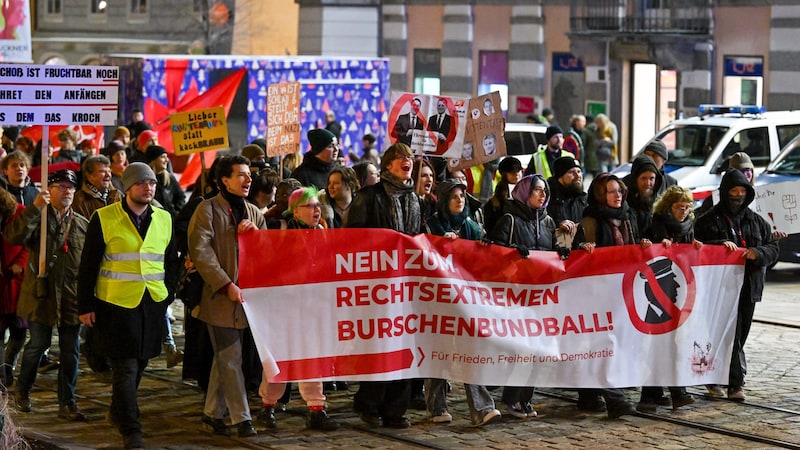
[164,343,184,368]
[58,403,86,421]
[706,384,726,397]
[505,402,527,419]
[15,390,31,412]
[202,414,230,436]
[306,409,340,431]
[521,402,537,418]
[475,409,502,427]
[431,411,452,423]
[727,387,745,402]
[255,405,276,428]
[236,420,257,437]
[672,393,696,410]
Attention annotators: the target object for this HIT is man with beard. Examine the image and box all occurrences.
[623,154,663,234]
[347,143,420,429]
[642,139,678,188]
[526,126,572,178]
[694,169,778,402]
[546,156,588,249]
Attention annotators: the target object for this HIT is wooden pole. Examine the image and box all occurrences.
[38,126,49,276]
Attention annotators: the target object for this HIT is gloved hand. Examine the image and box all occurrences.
[515,245,530,259]
[557,246,571,260]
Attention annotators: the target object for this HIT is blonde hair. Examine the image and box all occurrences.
[284,151,302,172]
[653,185,695,220]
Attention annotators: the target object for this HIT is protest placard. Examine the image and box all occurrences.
[266,81,301,157]
[387,92,468,158]
[170,106,229,156]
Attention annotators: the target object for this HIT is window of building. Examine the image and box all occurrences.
[413,49,440,95]
[47,0,62,15]
[722,56,764,107]
[478,51,508,113]
[130,0,147,14]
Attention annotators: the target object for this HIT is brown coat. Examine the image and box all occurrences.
[71,185,121,220]
[187,194,265,329]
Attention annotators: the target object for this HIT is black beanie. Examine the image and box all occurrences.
[545,125,563,141]
[307,128,336,155]
[553,156,581,179]
[498,156,522,174]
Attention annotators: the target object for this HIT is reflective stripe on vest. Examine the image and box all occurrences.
[95,202,172,309]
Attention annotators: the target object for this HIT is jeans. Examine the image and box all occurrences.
[17,323,80,406]
[108,357,148,444]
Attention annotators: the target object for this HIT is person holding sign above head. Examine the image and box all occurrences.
[347,143,421,429]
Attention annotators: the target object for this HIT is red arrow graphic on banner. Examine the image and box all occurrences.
[417,347,425,367]
[271,349,414,382]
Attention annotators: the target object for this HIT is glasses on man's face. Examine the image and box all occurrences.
[52,183,75,192]
[297,203,321,210]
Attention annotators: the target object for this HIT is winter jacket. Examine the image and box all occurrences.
[487,198,557,252]
[0,204,28,316]
[291,153,336,190]
[546,175,588,225]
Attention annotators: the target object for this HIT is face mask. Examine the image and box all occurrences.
[727,195,746,213]
[251,160,266,171]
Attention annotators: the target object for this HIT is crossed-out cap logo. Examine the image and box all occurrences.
[387,93,459,156]
[622,256,696,335]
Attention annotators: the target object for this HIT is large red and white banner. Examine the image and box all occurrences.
[239,229,744,388]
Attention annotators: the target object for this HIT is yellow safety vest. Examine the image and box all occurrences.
[531,147,573,179]
[95,202,172,308]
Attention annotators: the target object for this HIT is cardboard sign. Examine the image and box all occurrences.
[448,92,506,172]
[170,106,229,155]
[0,64,119,125]
[266,81,301,157]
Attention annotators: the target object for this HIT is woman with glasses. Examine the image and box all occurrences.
[484,174,567,419]
[636,185,701,411]
[256,186,341,431]
[571,172,647,419]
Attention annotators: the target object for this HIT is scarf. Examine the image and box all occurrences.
[584,202,635,246]
[85,183,110,203]
[656,213,694,243]
[220,187,247,225]
[381,171,421,234]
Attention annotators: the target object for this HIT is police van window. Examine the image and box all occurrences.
[777,124,800,149]
[738,127,769,166]
[504,131,536,156]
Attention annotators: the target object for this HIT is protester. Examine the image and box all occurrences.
[352,160,380,189]
[292,129,338,190]
[188,156,264,438]
[482,156,523,233]
[320,166,359,228]
[0,189,26,388]
[642,139,677,188]
[623,154,664,235]
[257,187,340,431]
[347,143,420,428]
[413,158,437,231]
[8,170,88,421]
[546,156,587,249]
[77,163,179,449]
[525,126,571,178]
[694,169,779,401]
[146,145,185,217]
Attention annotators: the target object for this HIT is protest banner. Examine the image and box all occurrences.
[170,106,229,156]
[239,229,743,388]
[266,81,301,157]
[448,91,506,172]
[387,92,468,158]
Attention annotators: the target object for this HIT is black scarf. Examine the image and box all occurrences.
[656,212,694,243]
[380,171,421,234]
[220,187,247,225]
[584,202,635,246]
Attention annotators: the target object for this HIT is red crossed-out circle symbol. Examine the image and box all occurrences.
[621,256,696,335]
[387,93,460,156]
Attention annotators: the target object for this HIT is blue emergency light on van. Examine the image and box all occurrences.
[698,104,767,116]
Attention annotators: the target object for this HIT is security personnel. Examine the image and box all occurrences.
[77,162,179,450]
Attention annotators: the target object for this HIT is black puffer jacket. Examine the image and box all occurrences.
[487,176,558,252]
[546,175,587,224]
[291,153,336,190]
[694,169,779,303]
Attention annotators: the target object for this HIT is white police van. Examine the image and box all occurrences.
[614,105,800,201]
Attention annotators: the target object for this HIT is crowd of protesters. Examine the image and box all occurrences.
[0,105,780,448]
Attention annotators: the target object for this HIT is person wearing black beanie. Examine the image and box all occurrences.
[525,125,572,178]
[292,128,338,189]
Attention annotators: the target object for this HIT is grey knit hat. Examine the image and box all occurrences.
[122,162,157,192]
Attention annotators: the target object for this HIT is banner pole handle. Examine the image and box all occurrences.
[38,126,49,276]
[199,152,207,195]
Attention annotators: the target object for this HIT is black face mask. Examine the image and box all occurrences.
[727,195,746,213]
[250,160,266,171]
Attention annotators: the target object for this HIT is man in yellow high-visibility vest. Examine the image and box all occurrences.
[77,162,180,450]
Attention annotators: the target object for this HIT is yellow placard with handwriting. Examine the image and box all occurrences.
[170,106,229,155]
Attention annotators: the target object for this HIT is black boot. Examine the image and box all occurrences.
[306,409,340,431]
